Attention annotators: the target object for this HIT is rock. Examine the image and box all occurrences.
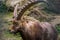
[46,0,60,13]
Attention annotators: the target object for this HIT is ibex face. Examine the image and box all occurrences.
[9,19,20,33]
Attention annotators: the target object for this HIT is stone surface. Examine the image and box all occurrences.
[46,0,60,13]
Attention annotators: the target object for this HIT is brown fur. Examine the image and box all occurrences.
[9,16,58,40]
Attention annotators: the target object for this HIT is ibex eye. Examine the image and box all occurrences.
[13,22,19,26]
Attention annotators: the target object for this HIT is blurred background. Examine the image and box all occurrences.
[0,0,60,40]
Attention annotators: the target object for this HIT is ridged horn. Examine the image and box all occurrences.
[16,0,47,20]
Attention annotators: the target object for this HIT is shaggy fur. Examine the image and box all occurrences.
[9,16,58,40]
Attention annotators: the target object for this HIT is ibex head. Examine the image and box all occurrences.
[9,4,20,33]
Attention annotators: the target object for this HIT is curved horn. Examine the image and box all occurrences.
[13,4,19,18]
[16,0,48,20]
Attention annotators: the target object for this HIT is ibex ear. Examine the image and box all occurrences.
[13,4,19,18]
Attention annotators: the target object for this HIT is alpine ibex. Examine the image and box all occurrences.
[9,0,58,40]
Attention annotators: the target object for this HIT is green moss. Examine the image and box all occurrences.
[3,29,22,40]
[56,25,60,34]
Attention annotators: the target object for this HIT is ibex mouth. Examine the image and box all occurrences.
[9,30,17,34]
